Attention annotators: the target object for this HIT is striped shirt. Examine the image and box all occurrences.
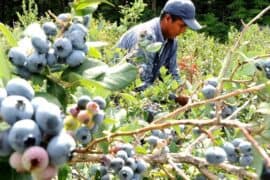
[117,17,180,86]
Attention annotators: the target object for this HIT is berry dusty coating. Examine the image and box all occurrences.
[31,36,49,54]
[93,96,107,110]
[6,78,34,100]
[21,146,49,172]
[66,50,85,67]
[75,126,92,145]
[77,95,91,110]
[118,166,134,180]
[1,95,34,125]
[8,119,41,153]
[42,22,57,36]
[8,47,27,67]
[25,52,47,73]
[238,141,252,155]
[202,84,216,99]
[53,38,73,58]
[205,146,227,164]
[35,103,63,136]
[0,129,13,156]
[239,155,253,166]
[0,88,7,108]
[47,132,76,166]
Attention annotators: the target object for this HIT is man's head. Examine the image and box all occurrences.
[160,0,201,39]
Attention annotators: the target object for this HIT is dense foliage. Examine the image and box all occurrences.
[0,0,270,179]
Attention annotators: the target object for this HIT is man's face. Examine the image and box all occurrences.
[162,15,187,39]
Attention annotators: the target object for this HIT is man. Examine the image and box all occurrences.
[117,0,202,91]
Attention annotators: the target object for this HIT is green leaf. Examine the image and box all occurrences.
[0,23,17,47]
[0,48,11,81]
[47,79,68,109]
[100,63,137,90]
[58,165,71,180]
[73,0,114,11]
[257,102,270,115]
[35,92,62,108]
[88,47,102,59]
[146,42,162,53]
[135,146,148,155]
[83,65,108,80]
[238,62,256,76]
[120,93,139,105]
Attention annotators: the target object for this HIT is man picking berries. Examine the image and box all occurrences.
[117,0,202,91]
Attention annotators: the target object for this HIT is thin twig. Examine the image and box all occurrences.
[167,154,189,180]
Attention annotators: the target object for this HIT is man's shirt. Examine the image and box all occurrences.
[117,17,180,85]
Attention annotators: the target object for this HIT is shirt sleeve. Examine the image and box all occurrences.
[166,41,181,82]
[117,28,158,85]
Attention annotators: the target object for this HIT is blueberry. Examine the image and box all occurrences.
[8,47,27,66]
[1,95,34,125]
[77,95,91,110]
[93,96,106,110]
[57,13,72,22]
[67,30,86,50]
[66,50,86,67]
[46,48,58,66]
[126,158,137,170]
[0,88,7,108]
[206,77,218,87]
[0,129,13,156]
[226,152,239,163]
[121,144,134,157]
[201,84,216,99]
[42,22,57,36]
[47,132,76,166]
[6,78,34,100]
[92,111,105,125]
[238,141,252,155]
[101,174,113,180]
[53,38,73,58]
[239,155,253,166]
[35,103,63,135]
[83,15,91,27]
[205,146,227,164]
[21,146,49,172]
[135,159,147,174]
[116,150,128,161]
[25,52,47,73]
[14,66,32,79]
[221,105,235,118]
[68,23,87,36]
[75,126,91,145]
[144,135,159,146]
[222,142,236,155]
[31,36,49,54]
[231,138,244,148]
[8,119,41,153]
[9,152,25,172]
[118,166,134,180]
[110,157,125,172]
[31,96,48,113]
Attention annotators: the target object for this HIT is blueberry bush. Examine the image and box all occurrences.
[0,0,270,180]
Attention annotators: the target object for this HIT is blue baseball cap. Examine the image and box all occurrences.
[163,0,202,30]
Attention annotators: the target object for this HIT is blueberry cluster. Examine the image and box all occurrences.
[143,129,179,155]
[205,138,254,166]
[223,138,253,166]
[0,78,76,179]
[64,95,106,146]
[97,143,148,180]
[8,13,90,79]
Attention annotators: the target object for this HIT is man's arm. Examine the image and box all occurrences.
[166,41,181,83]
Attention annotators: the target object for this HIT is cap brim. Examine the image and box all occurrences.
[183,19,202,30]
